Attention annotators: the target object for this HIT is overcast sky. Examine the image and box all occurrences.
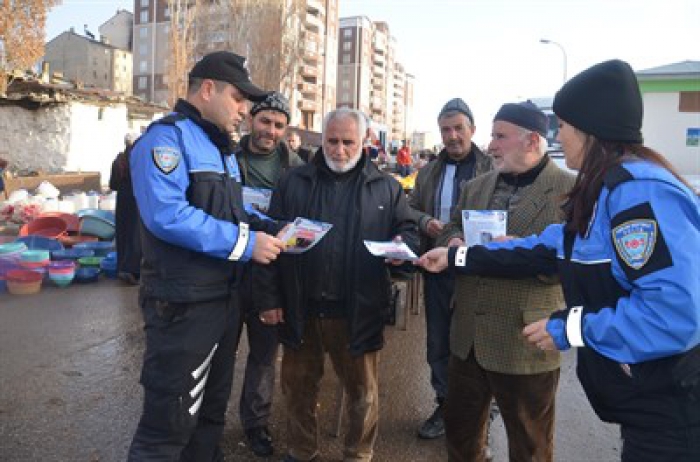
[47,0,700,144]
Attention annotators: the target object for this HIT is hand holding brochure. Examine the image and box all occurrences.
[461,210,507,247]
[363,240,418,261]
[280,217,332,254]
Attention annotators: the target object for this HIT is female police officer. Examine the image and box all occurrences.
[418,59,700,461]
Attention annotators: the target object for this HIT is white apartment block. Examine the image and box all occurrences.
[337,17,414,145]
[130,0,337,132]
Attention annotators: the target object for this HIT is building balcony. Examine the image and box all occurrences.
[299,98,318,112]
[303,47,320,63]
[300,65,318,78]
[305,13,323,33]
[306,0,325,15]
[297,81,317,95]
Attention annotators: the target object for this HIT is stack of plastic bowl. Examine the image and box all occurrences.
[5,269,43,295]
[75,266,100,283]
[15,235,64,252]
[51,248,95,261]
[74,241,115,257]
[77,256,103,268]
[0,261,20,294]
[0,242,28,264]
[100,252,118,278]
[19,250,51,270]
[47,261,76,287]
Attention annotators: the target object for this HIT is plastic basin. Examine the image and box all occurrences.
[51,248,95,261]
[73,241,115,257]
[19,216,68,238]
[75,266,100,283]
[78,256,103,267]
[79,215,116,240]
[5,269,43,295]
[14,236,64,252]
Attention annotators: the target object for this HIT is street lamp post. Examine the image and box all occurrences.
[540,39,567,84]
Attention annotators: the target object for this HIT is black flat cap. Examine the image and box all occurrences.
[189,51,270,102]
[494,101,548,137]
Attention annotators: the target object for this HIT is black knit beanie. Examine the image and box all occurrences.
[553,59,643,143]
[494,101,548,137]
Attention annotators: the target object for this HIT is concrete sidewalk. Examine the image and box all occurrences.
[0,278,621,461]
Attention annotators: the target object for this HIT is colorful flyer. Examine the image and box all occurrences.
[279,217,333,254]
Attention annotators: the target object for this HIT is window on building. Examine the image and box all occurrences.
[343,41,351,51]
[164,6,170,18]
[679,91,700,112]
[139,44,148,55]
[139,60,148,73]
[139,27,148,38]
[140,0,149,7]
[342,92,350,102]
[341,79,350,89]
[140,10,148,23]
[138,76,147,89]
[93,71,97,79]
[343,29,352,38]
[342,54,351,64]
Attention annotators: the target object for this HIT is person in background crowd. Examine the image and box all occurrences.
[256,107,419,462]
[409,97,492,440]
[419,59,700,462]
[233,91,303,457]
[127,50,286,461]
[0,157,8,198]
[286,130,313,163]
[436,101,575,461]
[109,132,141,285]
[396,141,412,177]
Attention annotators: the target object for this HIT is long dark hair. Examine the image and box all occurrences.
[564,136,692,236]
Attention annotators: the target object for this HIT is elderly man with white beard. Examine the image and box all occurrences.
[254,107,419,462]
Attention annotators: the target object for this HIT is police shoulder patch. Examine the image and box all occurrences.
[612,219,657,270]
[152,146,181,174]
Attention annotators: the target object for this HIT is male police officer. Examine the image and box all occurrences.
[127,51,286,461]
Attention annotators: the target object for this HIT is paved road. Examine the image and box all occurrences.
[0,278,621,461]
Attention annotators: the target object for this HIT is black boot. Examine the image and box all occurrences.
[417,397,445,439]
[245,426,274,457]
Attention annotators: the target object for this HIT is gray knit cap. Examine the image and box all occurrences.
[250,92,291,122]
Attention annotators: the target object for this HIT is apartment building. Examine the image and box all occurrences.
[292,0,339,131]
[337,17,413,145]
[130,0,337,132]
[99,9,134,52]
[44,29,133,95]
[131,0,171,105]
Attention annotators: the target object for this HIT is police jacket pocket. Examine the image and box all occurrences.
[673,344,700,401]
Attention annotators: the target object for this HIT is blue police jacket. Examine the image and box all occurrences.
[130,99,276,302]
[447,159,700,428]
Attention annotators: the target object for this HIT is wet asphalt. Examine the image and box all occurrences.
[0,278,621,461]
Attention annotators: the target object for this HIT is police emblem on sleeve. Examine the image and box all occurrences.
[152,146,181,174]
[612,219,657,269]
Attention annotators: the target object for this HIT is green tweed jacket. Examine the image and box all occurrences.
[438,159,576,374]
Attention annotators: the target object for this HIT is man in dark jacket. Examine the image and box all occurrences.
[232,92,303,457]
[109,132,141,284]
[409,98,493,439]
[256,107,418,462]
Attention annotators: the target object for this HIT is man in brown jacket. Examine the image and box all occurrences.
[437,101,575,461]
[409,98,492,439]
